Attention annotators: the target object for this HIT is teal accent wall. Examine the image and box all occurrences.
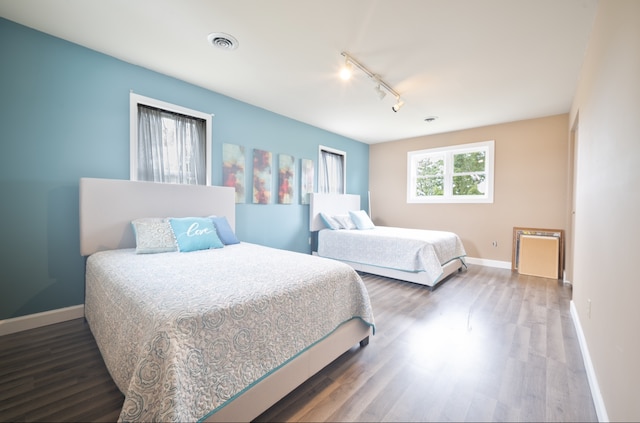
[0,18,369,320]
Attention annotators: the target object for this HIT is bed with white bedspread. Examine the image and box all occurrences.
[80,178,374,422]
[310,193,467,287]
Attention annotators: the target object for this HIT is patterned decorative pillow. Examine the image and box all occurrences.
[131,218,177,254]
[210,216,240,245]
[349,210,375,230]
[169,217,224,252]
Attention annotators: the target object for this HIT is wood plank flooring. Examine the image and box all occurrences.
[0,318,123,422]
[0,265,598,422]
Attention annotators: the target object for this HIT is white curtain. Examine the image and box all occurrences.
[319,150,345,194]
[137,105,206,185]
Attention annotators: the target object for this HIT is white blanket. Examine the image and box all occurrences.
[85,243,374,422]
[317,226,467,283]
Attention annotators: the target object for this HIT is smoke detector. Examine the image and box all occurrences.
[207,32,239,51]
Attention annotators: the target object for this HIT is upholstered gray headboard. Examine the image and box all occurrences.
[79,178,235,256]
[309,193,360,231]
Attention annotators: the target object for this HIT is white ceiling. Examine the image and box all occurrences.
[0,0,597,144]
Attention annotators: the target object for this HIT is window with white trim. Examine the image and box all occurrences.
[407,140,494,203]
[130,93,212,185]
[318,145,346,194]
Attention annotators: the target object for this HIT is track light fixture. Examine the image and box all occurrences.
[340,52,403,112]
[340,58,353,80]
[392,97,405,112]
[373,80,387,100]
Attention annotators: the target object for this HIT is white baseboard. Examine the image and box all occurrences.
[0,304,85,337]
[562,270,573,285]
[465,256,512,269]
[570,300,608,422]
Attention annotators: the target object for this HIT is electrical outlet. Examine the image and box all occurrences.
[587,299,592,318]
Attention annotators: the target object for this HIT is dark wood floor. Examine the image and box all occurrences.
[0,318,123,422]
[0,265,597,422]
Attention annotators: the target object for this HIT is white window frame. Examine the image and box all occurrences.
[130,93,212,185]
[407,140,494,204]
[318,145,347,194]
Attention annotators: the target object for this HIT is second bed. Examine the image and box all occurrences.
[310,193,467,287]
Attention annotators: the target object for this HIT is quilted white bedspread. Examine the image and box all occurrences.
[84,243,374,422]
[317,226,467,283]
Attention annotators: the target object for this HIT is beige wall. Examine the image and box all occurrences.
[369,114,569,264]
[569,0,640,421]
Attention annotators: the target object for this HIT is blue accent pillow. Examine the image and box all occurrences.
[210,216,240,245]
[320,212,341,230]
[169,217,224,252]
[349,210,375,230]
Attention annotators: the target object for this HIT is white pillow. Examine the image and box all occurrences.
[333,214,356,230]
[349,210,375,230]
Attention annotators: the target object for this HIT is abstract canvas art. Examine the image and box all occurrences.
[222,143,246,203]
[253,149,272,204]
[278,154,295,204]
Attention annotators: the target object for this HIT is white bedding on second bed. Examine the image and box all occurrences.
[85,242,374,422]
[317,226,467,283]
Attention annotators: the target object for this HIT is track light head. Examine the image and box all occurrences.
[340,60,353,80]
[392,98,405,112]
[374,84,386,100]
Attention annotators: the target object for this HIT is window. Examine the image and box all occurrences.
[318,145,346,194]
[130,93,212,185]
[407,140,494,203]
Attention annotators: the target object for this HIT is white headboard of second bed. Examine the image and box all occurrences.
[309,193,361,231]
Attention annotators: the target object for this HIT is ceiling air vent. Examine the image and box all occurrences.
[207,32,239,51]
